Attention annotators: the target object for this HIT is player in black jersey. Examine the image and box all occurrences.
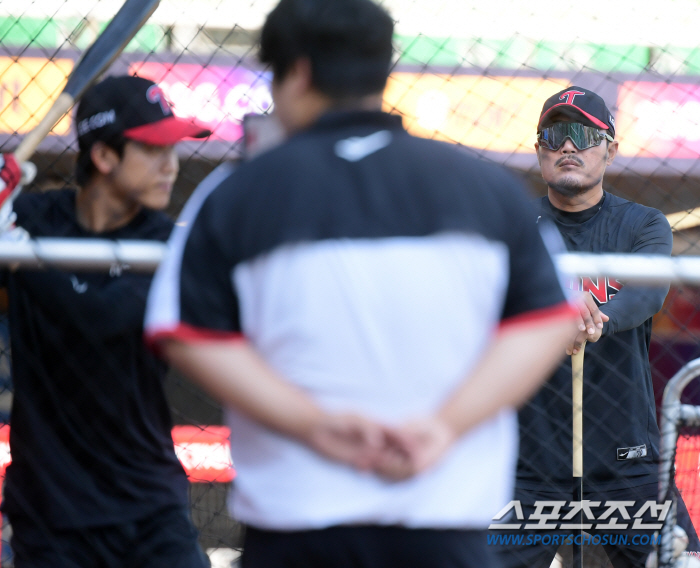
[0,76,210,567]
[495,87,683,568]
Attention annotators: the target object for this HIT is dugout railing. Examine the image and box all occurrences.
[0,242,695,284]
[660,359,700,567]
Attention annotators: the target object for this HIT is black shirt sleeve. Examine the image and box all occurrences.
[602,209,673,335]
[145,164,243,339]
[177,196,242,334]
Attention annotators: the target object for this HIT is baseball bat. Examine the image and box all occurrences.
[572,341,586,568]
[13,0,161,164]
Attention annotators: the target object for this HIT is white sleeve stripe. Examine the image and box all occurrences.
[144,163,236,336]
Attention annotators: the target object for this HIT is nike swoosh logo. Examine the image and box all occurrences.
[70,275,88,294]
[334,130,392,162]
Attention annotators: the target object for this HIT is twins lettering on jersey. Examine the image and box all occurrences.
[568,276,623,305]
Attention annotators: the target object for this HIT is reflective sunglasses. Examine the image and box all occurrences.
[537,122,614,151]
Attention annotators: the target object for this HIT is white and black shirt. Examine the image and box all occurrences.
[146,111,571,530]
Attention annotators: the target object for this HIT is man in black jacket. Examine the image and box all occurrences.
[497,86,675,568]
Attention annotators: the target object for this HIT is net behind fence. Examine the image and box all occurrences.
[3,1,700,567]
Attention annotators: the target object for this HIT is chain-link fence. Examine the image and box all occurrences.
[3,1,700,567]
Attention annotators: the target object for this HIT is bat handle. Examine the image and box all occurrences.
[14,92,75,164]
[572,341,587,568]
[572,341,586,478]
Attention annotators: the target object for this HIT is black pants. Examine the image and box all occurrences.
[493,484,662,568]
[242,525,501,568]
[9,505,210,568]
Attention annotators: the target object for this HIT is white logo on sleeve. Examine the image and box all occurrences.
[109,263,130,277]
[70,275,88,294]
[334,130,392,162]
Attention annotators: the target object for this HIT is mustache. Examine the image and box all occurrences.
[555,155,584,167]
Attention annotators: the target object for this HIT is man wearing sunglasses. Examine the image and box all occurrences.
[495,87,684,567]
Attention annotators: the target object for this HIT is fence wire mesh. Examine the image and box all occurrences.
[3,1,700,567]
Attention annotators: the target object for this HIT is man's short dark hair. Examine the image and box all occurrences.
[74,136,126,187]
[259,0,394,99]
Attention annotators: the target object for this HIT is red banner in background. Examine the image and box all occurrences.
[675,437,700,532]
[172,425,235,483]
[0,425,698,531]
[130,62,272,142]
[0,424,235,483]
[0,425,233,558]
[0,425,9,474]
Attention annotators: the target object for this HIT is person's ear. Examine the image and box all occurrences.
[606,140,619,166]
[289,57,313,96]
[90,141,121,175]
[534,142,542,166]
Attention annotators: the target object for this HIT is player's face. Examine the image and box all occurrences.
[535,122,618,199]
[110,141,179,211]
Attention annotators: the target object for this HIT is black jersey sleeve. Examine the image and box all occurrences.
[602,209,673,335]
[176,196,242,334]
[145,164,243,341]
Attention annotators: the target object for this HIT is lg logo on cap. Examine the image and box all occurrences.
[146,85,172,115]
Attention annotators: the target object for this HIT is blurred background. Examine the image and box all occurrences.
[3,1,700,566]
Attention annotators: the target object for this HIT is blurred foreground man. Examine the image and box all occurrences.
[145,1,576,567]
